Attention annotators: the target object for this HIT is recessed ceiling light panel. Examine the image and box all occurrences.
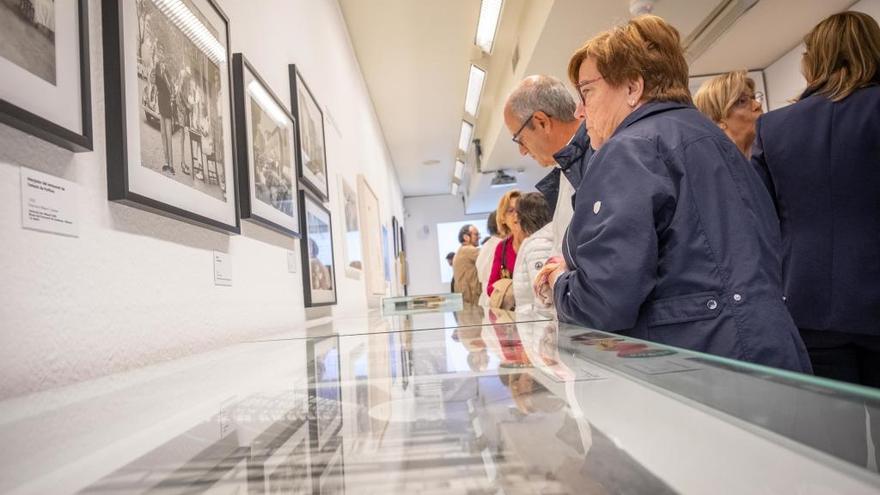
[458,121,473,154]
[453,160,465,179]
[464,65,486,117]
[475,0,503,54]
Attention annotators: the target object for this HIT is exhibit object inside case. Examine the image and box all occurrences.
[382,292,463,315]
[0,308,878,494]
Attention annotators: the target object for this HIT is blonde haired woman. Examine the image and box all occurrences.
[486,190,522,305]
[693,70,764,156]
[538,15,810,372]
[752,12,880,386]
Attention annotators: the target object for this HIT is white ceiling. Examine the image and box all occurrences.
[339,0,856,213]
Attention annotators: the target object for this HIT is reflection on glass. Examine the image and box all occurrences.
[3,310,879,494]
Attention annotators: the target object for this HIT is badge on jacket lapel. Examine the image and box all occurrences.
[593,200,602,214]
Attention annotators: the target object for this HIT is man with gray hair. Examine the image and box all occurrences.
[503,75,592,255]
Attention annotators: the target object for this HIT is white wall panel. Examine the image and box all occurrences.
[0,0,403,399]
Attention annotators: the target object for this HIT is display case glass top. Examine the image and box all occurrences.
[0,314,877,494]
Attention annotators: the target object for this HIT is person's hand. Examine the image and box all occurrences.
[548,257,567,285]
[534,256,566,306]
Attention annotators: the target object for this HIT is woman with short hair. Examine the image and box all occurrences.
[511,193,553,309]
[752,12,880,386]
[693,70,764,156]
[538,15,810,372]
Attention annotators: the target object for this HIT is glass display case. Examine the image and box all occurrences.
[0,309,877,494]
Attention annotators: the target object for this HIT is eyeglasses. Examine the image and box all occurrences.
[511,113,535,145]
[576,76,604,104]
[734,91,764,108]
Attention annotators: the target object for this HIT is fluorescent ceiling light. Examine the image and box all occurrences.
[458,121,473,154]
[475,0,503,54]
[153,0,227,64]
[451,182,460,195]
[247,81,288,127]
[464,65,486,117]
[453,160,465,180]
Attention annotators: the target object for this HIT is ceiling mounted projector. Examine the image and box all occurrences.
[490,170,516,188]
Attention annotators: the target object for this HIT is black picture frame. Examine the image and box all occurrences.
[0,0,92,151]
[392,215,400,257]
[399,225,406,253]
[289,65,329,201]
[299,189,338,307]
[102,0,240,234]
[232,53,301,238]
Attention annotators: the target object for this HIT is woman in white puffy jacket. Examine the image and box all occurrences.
[512,193,554,309]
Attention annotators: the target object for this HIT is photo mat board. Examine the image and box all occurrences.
[102,0,239,233]
[382,224,391,283]
[339,175,362,279]
[357,175,385,296]
[0,0,92,151]
[232,53,300,237]
[299,189,337,307]
[289,65,329,200]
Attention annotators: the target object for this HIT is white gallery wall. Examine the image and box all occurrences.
[763,0,880,110]
[0,0,404,400]
[403,194,489,296]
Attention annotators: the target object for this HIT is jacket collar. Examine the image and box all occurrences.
[799,74,880,100]
[535,168,562,217]
[614,100,691,136]
[552,121,589,171]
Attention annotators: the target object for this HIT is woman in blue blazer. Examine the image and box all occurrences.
[752,12,880,386]
[538,15,811,372]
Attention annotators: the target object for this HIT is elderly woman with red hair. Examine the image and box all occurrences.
[537,15,810,372]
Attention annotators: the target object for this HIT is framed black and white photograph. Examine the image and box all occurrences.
[299,189,337,307]
[102,0,239,233]
[339,175,362,279]
[0,0,92,151]
[289,65,328,201]
[392,215,400,257]
[232,53,299,237]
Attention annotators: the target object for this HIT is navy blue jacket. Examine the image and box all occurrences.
[752,84,880,335]
[555,102,811,373]
[535,121,592,216]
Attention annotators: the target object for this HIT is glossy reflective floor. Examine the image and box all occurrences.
[1,308,879,494]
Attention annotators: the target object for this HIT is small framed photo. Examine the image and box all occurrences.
[0,0,92,151]
[391,216,400,257]
[289,65,329,201]
[232,53,300,237]
[339,175,362,279]
[102,0,239,233]
[299,189,337,307]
